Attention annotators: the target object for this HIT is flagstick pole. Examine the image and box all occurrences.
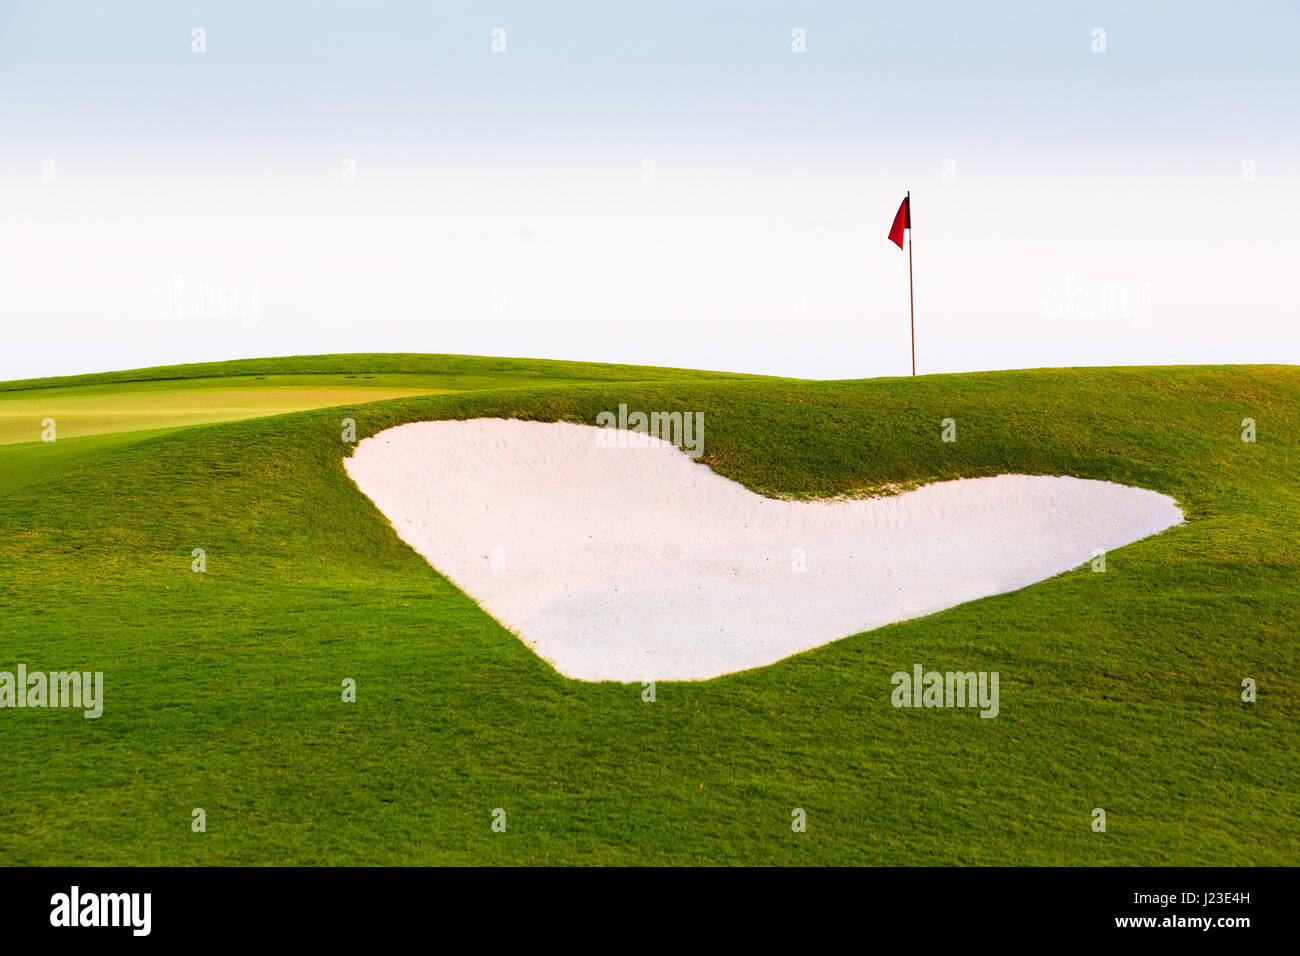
[907,194,915,376]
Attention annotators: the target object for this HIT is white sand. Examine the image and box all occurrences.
[344,418,1183,682]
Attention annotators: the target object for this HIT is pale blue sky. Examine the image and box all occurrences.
[2,1,1297,379]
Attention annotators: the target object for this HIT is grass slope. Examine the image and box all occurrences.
[0,352,772,393]
[0,356,1295,865]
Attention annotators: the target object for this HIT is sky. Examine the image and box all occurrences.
[1,0,1297,381]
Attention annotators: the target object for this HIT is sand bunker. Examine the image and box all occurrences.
[344,418,1183,681]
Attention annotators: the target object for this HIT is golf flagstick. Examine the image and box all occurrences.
[887,191,915,375]
[908,193,915,376]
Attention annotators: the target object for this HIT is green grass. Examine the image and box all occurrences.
[0,356,1295,865]
[0,378,456,445]
[0,352,770,393]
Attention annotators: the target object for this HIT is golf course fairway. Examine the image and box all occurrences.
[0,354,1295,866]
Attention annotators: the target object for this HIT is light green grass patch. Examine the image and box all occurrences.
[0,380,454,445]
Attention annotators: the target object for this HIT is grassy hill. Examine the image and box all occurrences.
[0,355,1295,865]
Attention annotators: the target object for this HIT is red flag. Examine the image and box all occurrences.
[888,195,911,249]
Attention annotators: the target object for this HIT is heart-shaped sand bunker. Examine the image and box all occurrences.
[344,418,1182,681]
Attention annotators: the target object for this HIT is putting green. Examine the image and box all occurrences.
[0,377,451,446]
